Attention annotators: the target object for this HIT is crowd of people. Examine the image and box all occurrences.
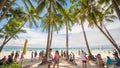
[46,49,120,68]
[1,49,120,68]
[79,49,120,68]
[0,51,21,65]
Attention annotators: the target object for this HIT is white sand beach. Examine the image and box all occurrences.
[0,49,115,68]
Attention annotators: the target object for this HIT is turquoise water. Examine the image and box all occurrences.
[2,46,114,52]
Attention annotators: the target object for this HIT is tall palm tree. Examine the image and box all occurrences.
[59,8,74,59]
[40,12,62,47]
[98,0,120,21]
[35,0,66,61]
[94,4,120,53]
[72,1,93,59]
[0,0,6,10]
[0,0,40,52]
[74,0,120,54]
[0,0,16,21]
[85,0,120,54]
[0,19,26,52]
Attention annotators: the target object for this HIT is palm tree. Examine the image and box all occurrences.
[41,12,62,47]
[35,0,67,61]
[85,0,120,54]
[58,8,74,59]
[71,1,93,59]
[74,0,120,55]
[0,0,40,52]
[93,3,120,53]
[0,0,16,21]
[111,0,120,21]
[0,19,26,52]
[98,0,120,21]
[0,0,6,10]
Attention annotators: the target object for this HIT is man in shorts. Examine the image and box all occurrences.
[81,50,87,68]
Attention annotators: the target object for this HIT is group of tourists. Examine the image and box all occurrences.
[80,49,120,68]
[31,50,44,61]
[47,48,59,68]
[0,51,23,65]
[1,48,120,68]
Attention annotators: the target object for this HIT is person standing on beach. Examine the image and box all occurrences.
[11,51,14,59]
[34,51,37,59]
[81,50,87,68]
[20,52,24,62]
[39,51,42,60]
[61,50,63,57]
[96,54,104,68]
[113,54,120,68]
[31,51,34,61]
[14,51,19,62]
[47,48,53,68]
[53,50,59,68]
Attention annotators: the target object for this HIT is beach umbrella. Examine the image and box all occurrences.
[23,39,28,55]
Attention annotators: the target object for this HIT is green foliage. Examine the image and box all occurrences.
[0,63,21,68]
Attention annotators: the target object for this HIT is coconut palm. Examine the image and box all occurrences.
[84,0,120,54]
[71,1,93,59]
[98,0,120,21]
[58,8,74,59]
[93,4,120,53]
[35,0,67,61]
[40,12,62,47]
[0,19,26,52]
[0,0,40,52]
[0,0,16,21]
[74,0,120,54]
[0,0,6,10]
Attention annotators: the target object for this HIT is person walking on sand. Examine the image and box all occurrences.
[34,51,37,59]
[20,52,24,62]
[53,50,59,68]
[96,54,104,68]
[47,48,53,68]
[31,51,34,61]
[113,54,120,68]
[11,51,14,59]
[81,50,87,68]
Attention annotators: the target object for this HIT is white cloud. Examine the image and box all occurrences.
[1,20,120,48]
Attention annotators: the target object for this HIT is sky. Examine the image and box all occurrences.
[0,0,120,48]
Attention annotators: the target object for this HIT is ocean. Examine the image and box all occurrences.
[2,46,114,52]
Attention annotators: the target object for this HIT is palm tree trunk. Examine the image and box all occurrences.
[92,13,120,54]
[66,22,69,59]
[0,0,15,21]
[0,35,8,52]
[0,43,6,53]
[81,22,92,57]
[43,1,52,63]
[49,26,53,47]
[94,22,120,54]
[0,0,6,10]
[111,0,120,21]
[104,25,116,43]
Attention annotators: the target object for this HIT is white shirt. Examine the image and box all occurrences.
[81,52,87,61]
[47,52,53,62]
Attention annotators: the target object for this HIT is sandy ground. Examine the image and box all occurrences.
[0,50,115,68]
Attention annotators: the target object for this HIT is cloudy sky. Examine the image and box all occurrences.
[1,19,119,48]
[0,0,120,48]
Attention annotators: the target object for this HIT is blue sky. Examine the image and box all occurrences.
[0,0,120,48]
